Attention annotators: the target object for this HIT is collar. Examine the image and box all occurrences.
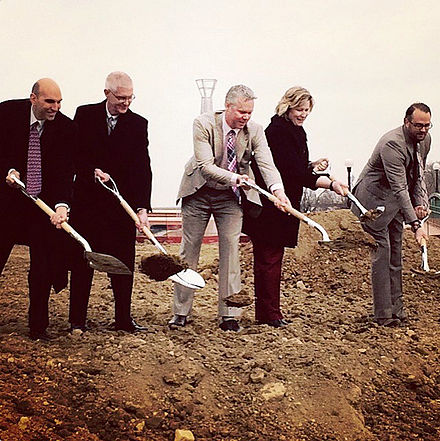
[106,101,119,120]
[222,113,240,137]
[30,107,45,128]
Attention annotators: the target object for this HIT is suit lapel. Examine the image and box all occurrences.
[235,126,249,162]
[214,112,224,162]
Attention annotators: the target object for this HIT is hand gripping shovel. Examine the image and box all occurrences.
[245,180,331,244]
[11,175,131,275]
[411,215,440,277]
[97,177,205,289]
[313,169,385,222]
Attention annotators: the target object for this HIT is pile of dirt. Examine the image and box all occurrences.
[1,209,439,441]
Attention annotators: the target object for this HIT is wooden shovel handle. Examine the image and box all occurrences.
[119,199,167,254]
[33,198,73,235]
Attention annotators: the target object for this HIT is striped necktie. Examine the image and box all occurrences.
[26,122,42,197]
[226,130,240,199]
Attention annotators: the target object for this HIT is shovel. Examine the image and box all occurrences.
[313,169,385,221]
[97,176,205,289]
[11,175,131,275]
[245,180,331,244]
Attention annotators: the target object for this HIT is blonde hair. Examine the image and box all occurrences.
[275,87,314,119]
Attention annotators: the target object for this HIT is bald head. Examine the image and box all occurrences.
[30,78,62,121]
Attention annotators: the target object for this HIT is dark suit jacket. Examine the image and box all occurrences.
[0,99,75,209]
[243,115,319,247]
[71,101,152,266]
[0,98,76,291]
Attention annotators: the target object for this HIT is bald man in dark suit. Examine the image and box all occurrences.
[0,78,76,340]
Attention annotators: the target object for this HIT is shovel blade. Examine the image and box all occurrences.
[169,268,205,289]
[84,251,132,275]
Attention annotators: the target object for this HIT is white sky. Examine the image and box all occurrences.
[1,0,439,207]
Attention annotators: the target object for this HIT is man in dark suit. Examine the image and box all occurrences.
[352,103,431,326]
[69,71,152,333]
[0,78,76,340]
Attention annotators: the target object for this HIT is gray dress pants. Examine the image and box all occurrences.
[172,186,243,318]
[362,216,404,320]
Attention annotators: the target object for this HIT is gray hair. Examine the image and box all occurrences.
[225,85,257,105]
[105,71,133,91]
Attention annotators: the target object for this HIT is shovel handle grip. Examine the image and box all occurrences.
[33,198,73,235]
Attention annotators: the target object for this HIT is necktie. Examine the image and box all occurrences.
[107,116,116,134]
[414,142,428,205]
[226,130,240,199]
[26,122,42,197]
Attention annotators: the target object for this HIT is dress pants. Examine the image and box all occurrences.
[251,239,285,323]
[69,213,136,327]
[172,187,243,318]
[362,216,404,320]
[0,200,55,333]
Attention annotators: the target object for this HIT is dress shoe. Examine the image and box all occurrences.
[29,330,53,341]
[168,314,187,329]
[219,318,241,332]
[266,319,290,328]
[376,318,400,327]
[115,319,147,333]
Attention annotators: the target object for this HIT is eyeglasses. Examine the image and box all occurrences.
[408,120,433,130]
[108,90,135,103]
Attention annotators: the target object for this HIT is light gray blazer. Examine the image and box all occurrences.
[177,111,282,205]
[352,125,431,231]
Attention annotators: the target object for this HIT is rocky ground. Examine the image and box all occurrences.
[0,209,439,441]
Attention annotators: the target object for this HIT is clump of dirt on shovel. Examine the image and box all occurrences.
[139,254,187,281]
[225,289,254,307]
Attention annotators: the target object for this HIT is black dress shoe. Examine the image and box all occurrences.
[29,330,53,341]
[115,319,147,333]
[376,318,400,327]
[219,318,241,332]
[267,319,290,328]
[168,314,187,329]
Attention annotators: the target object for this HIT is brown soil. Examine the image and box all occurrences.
[0,209,439,441]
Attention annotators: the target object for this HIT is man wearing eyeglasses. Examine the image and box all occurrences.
[69,71,152,333]
[352,103,431,327]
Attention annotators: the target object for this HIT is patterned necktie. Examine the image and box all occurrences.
[107,116,116,134]
[226,130,240,199]
[414,142,429,206]
[26,122,42,197]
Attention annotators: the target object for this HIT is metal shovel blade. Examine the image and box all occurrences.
[85,251,132,275]
[169,268,205,289]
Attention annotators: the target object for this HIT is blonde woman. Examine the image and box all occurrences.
[244,87,346,327]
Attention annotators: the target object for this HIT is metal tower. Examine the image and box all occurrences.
[196,79,217,114]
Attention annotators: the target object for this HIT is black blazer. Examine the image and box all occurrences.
[243,115,318,247]
[71,101,152,238]
[0,99,75,209]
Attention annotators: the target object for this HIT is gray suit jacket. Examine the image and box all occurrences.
[352,125,431,231]
[177,111,282,205]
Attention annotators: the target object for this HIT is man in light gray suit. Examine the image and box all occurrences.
[169,85,289,332]
[352,103,431,326]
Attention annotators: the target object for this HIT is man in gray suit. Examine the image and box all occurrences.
[169,85,289,332]
[352,103,431,326]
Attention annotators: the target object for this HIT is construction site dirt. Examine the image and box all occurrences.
[1,209,439,441]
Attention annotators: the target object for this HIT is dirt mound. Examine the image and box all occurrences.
[1,209,439,440]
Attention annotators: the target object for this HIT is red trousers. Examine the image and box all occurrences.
[252,239,285,323]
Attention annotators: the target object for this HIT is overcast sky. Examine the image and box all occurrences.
[1,0,439,207]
